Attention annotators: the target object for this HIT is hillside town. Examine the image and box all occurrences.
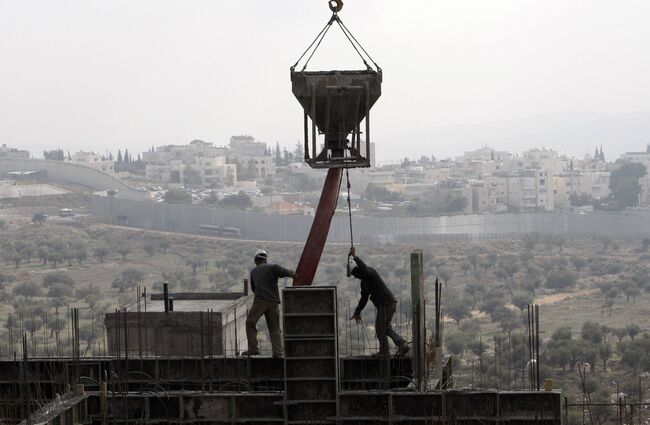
[2,139,650,216]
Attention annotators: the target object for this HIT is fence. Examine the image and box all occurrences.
[91,195,650,243]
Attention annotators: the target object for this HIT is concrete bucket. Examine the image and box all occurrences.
[291,69,381,168]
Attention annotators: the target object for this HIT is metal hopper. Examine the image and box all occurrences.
[291,69,382,168]
[290,2,382,169]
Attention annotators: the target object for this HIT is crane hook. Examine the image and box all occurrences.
[329,0,343,13]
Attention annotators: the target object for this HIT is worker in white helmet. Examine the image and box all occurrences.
[243,250,296,357]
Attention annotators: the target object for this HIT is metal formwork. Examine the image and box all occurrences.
[282,286,339,424]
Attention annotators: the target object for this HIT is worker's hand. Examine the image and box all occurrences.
[350,314,362,324]
[348,246,356,257]
[292,273,299,280]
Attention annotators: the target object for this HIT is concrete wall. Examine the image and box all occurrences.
[92,194,650,242]
[105,295,251,357]
[79,390,560,424]
[0,158,147,200]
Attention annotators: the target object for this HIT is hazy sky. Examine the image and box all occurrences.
[1,0,649,162]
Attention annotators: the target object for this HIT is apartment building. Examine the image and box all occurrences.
[71,151,115,174]
[486,169,554,212]
[553,171,611,208]
[0,144,29,160]
[228,136,275,180]
[143,140,236,187]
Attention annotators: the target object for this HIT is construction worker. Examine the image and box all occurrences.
[244,250,296,358]
[349,247,409,357]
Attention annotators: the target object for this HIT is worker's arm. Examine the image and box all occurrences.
[274,264,297,279]
[353,285,370,318]
[353,256,369,275]
[249,273,256,293]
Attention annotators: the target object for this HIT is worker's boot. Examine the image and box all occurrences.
[396,343,411,357]
[242,350,260,356]
[370,351,389,358]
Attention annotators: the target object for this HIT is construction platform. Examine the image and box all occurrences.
[3,287,561,425]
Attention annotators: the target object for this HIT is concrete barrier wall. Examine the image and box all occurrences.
[91,195,650,242]
[0,158,147,200]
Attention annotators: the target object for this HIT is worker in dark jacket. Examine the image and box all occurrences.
[349,247,409,357]
[244,250,296,357]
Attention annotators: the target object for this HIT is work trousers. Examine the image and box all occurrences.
[246,298,283,357]
[376,301,405,354]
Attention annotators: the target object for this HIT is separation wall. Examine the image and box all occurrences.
[0,158,146,200]
[91,195,650,242]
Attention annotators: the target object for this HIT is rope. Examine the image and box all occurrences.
[337,18,381,71]
[334,18,372,71]
[290,11,380,72]
[290,18,333,71]
[346,168,354,247]
[301,18,334,72]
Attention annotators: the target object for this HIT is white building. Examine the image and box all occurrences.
[143,140,236,187]
[486,169,553,212]
[0,144,29,160]
[228,136,275,180]
[71,151,114,174]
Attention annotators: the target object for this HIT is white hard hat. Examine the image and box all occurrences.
[255,250,268,259]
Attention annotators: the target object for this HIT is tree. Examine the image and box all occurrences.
[439,192,467,214]
[73,244,87,265]
[437,267,452,287]
[464,282,485,309]
[43,149,65,161]
[116,245,131,262]
[511,292,533,311]
[545,270,577,291]
[523,233,540,250]
[599,343,612,370]
[186,256,206,276]
[445,333,470,356]
[32,212,47,225]
[627,324,641,340]
[112,268,145,293]
[497,256,520,282]
[498,308,521,335]
[220,191,253,209]
[569,192,593,207]
[609,162,647,208]
[598,236,612,253]
[164,188,193,204]
[570,256,587,272]
[479,289,506,317]
[551,326,573,342]
[13,281,43,298]
[143,242,157,261]
[181,276,201,291]
[159,239,171,254]
[365,184,402,202]
[0,272,15,290]
[293,142,304,160]
[620,281,641,302]
[446,297,471,325]
[93,245,109,263]
[612,327,627,342]
[43,271,75,287]
[548,346,572,372]
[48,283,74,299]
[581,321,603,345]
[642,238,650,252]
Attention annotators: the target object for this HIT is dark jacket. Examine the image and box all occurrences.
[352,256,396,316]
[250,262,295,303]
